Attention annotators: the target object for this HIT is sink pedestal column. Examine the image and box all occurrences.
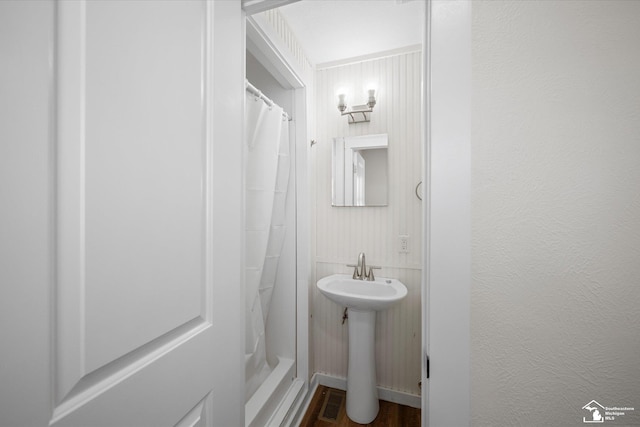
[346,309,378,424]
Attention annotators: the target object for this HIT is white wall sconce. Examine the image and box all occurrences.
[337,88,377,124]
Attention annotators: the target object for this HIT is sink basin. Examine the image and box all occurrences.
[317,274,407,311]
[317,273,408,423]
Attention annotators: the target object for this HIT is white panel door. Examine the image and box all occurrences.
[0,1,244,426]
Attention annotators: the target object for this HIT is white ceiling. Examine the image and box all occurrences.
[277,0,424,66]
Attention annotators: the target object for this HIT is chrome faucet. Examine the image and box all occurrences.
[357,252,367,279]
[347,252,381,281]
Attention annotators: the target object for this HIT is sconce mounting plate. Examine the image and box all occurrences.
[343,104,372,124]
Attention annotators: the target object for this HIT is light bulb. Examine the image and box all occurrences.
[367,89,376,109]
[337,93,347,112]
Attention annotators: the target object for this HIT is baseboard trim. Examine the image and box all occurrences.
[312,373,421,409]
[288,372,421,425]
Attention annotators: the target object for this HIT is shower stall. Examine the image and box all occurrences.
[243,12,310,426]
[244,79,292,404]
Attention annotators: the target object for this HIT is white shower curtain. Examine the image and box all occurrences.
[245,90,291,402]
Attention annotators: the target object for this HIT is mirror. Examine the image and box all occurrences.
[332,134,388,207]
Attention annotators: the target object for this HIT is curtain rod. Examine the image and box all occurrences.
[245,80,292,121]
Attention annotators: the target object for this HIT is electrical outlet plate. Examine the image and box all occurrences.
[399,235,409,253]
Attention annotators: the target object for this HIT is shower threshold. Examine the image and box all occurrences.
[245,357,296,427]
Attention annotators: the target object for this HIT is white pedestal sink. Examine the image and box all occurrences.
[317,274,407,424]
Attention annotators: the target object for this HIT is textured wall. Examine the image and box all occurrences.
[472,1,640,425]
[312,50,423,395]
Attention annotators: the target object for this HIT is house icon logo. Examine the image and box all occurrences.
[583,400,605,423]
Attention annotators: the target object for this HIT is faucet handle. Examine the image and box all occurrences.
[366,266,382,281]
[346,264,359,279]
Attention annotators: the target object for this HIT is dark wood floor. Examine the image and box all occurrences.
[299,385,421,427]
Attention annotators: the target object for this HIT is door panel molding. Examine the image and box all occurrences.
[50,323,215,427]
[82,0,207,371]
[51,319,209,424]
[175,392,212,427]
[55,0,88,403]
[2,1,244,425]
[51,1,217,424]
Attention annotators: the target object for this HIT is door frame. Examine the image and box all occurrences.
[241,2,474,427]
[245,11,312,423]
[423,1,472,426]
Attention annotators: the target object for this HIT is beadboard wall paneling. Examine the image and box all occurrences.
[259,8,313,72]
[312,50,422,396]
[315,50,422,269]
[313,263,422,395]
